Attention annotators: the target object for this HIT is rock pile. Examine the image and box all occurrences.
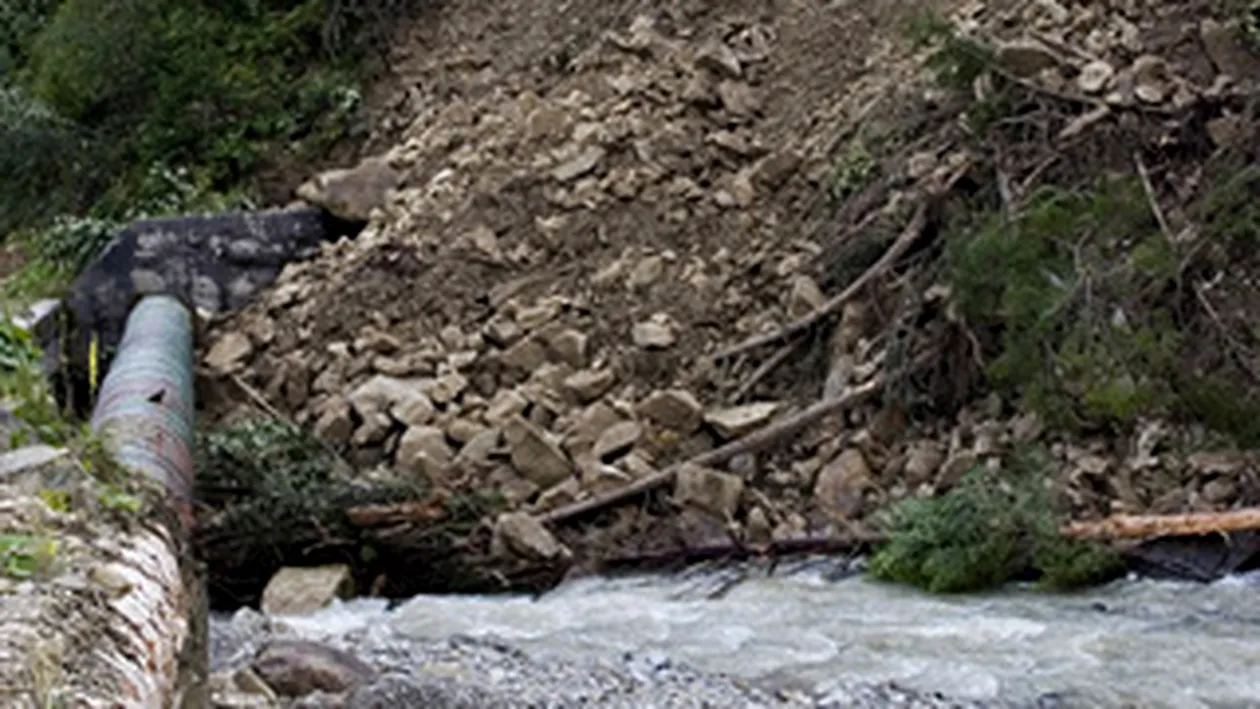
[959,0,1260,128]
[203,2,927,559]
[202,0,1260,568]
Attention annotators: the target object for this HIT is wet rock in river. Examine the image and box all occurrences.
[252,638,377,697]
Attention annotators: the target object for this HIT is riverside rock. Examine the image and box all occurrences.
[260,565,353,616]
[814,449,874,520]
[674,463,745,519]
[252,639,377,697]
[492,512,570,561]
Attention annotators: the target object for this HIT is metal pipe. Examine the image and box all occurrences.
[89,294,196,528]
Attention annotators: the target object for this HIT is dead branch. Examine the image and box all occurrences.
[731,339,803,403]
[226,371,354,475]
[594,533,884,573]
[539,377,886,526]
[713,204,929,362]
[346,496,452,527]
[1134,152,1173,242]
[1062,508,1260,541]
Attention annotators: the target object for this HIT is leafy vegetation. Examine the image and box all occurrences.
[862,11,1260,594]
[869,451,1122,593]
[195,416,415,567]
[195,415,515,604]
[0,532,59,579]
[0,316,73,446]
[1,0,398,297]
[945,178,1184,431]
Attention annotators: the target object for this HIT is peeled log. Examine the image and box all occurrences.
[1062,508,1260,540]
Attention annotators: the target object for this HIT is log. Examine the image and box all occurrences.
[1062,508,1260,541]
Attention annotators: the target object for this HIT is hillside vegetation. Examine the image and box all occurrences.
[0,0,400,298]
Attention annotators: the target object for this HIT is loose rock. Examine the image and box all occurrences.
[636,389,704,434]
[705,402,779,439]
[492,511,570,561]
[674,463,745,519]
[260,565,354,616]
[504,416,574,488]
[252,639,377,697]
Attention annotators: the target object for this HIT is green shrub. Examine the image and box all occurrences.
[0,84,93,235]
[196,417,335,504]
[945,178,1184,430]
[1,0,394,268]
[0,0,62,72]
[0,316,70,446]
[869,451,1121,593]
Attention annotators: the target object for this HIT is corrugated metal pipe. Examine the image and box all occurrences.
[89,294,197,529]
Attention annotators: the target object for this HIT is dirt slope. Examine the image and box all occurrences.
[200,0,1260,584]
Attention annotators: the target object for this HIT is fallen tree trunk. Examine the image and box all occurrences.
[1062,508,1260,541]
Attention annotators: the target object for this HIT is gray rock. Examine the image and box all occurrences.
[252,638,377,697]
[491,511,570,561]
[503,416,573,488]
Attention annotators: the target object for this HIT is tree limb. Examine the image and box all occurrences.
[712,204,928,362]
[539,378,885,526]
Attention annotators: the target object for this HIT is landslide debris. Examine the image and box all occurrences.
[197,0,1260,595]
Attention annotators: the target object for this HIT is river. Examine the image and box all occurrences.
[220,557,1260,708]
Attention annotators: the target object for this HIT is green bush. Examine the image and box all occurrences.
[0,316,69,446]
[1,0,392,278]
[0,0,61,72]
[0,84,93,236]
[869,451,1121,593]
[945,178,1184,430]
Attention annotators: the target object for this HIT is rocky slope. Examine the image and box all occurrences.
[200,0,1260,581]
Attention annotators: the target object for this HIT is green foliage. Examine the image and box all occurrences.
[0,84,90,236]
[198,416,335,499]
[29,216,115,277]
[1196,162,1260,254]
[905,11,996,90]
[828,141,877,203]
[0,533,59,579]
[869,451,1121,593]
[195,415,503,599]
[196,417,400,559]
[1216,0,1260,49]
[97,486,143,515]
[1,0,389,273]
[0,317,72,446]
[1177,377,1260,448]
[946,178,1185,429]
[0,0,62,72]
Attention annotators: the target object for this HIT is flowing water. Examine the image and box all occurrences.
[247,560,1260,708]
